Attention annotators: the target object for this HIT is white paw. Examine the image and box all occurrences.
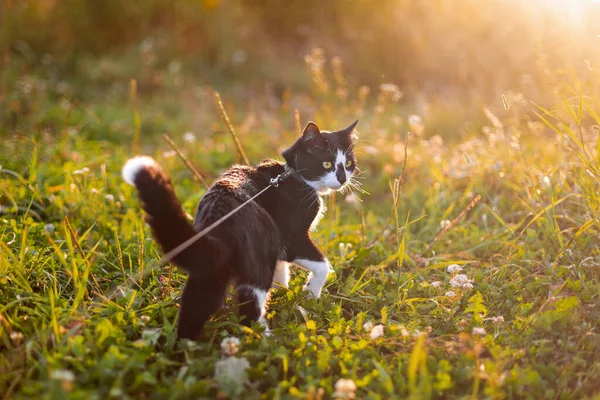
[258,317,272,336]
[303,284,321,299]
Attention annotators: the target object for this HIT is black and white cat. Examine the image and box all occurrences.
[122,120,358,339]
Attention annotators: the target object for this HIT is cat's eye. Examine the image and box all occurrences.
[345,160,352,168]
[322,161,332,169]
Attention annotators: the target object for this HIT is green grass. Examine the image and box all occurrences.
[1,56,600,399]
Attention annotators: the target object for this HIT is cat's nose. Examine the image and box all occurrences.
[336,164,346,185]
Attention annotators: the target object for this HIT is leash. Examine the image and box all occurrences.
[160,164,297,266]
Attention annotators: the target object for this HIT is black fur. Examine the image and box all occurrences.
[126,120,358,339]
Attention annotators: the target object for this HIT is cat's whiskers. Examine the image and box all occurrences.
[343,182,363,202]
[347,176,368,195]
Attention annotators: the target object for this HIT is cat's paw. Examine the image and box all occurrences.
[303,284,321,299]
[258,317,272,337]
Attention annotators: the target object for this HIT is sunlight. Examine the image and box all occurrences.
[532,0,589,25]
[536,1,581,16]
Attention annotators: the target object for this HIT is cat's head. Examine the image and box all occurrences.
[282,120,359,193]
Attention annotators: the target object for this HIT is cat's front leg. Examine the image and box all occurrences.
[294,259,332,298]
[291,239,333,299]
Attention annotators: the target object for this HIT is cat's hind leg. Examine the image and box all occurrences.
[236,283,271,333]
[272,260,290,289]
[177,270,230,340]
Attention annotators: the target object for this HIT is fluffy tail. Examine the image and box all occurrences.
[122,156,222,275]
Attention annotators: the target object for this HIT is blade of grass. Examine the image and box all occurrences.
[214,91,250,165]
[163,134,209,188]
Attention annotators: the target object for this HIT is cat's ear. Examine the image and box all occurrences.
[302,122,327,153]
[342,119,359,139]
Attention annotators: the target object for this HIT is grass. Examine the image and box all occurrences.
[1,52,600,399]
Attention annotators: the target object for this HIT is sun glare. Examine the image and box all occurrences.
[522,0,600,36]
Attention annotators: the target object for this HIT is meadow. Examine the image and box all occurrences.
[2,1,600,399]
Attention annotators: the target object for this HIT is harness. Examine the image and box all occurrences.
[161,164,297,265]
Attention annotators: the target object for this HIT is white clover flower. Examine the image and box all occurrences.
[363,321,373,333]
[472,327,486,336]
[440,219,451,229]
[50,369,75,382]
[449,274,474,289]
[90,188,99,194]
[397,324,410,338]
[105,194,115,202]
[10,331,23,343]
[369,324,384,340]
[73,167,90,175]
[445,291,457,298]
[491,316,504,325]
[446,264,463,274]
[183,132,196,143]
[214,357,250,398]
[334,378,357,400]
[430,281,442,288]
[220,337,241,357]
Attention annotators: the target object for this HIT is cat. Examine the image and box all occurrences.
[122,120,359,339]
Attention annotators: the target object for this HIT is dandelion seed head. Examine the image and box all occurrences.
[543,176,551,186]
[183,132,196,143]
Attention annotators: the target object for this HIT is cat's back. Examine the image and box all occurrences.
[193,160,284,228]
[213,160,284,193]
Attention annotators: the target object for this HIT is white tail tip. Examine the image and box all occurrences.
[122,156,158,186]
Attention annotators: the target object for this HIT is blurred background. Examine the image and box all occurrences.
[2,0,600,142]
